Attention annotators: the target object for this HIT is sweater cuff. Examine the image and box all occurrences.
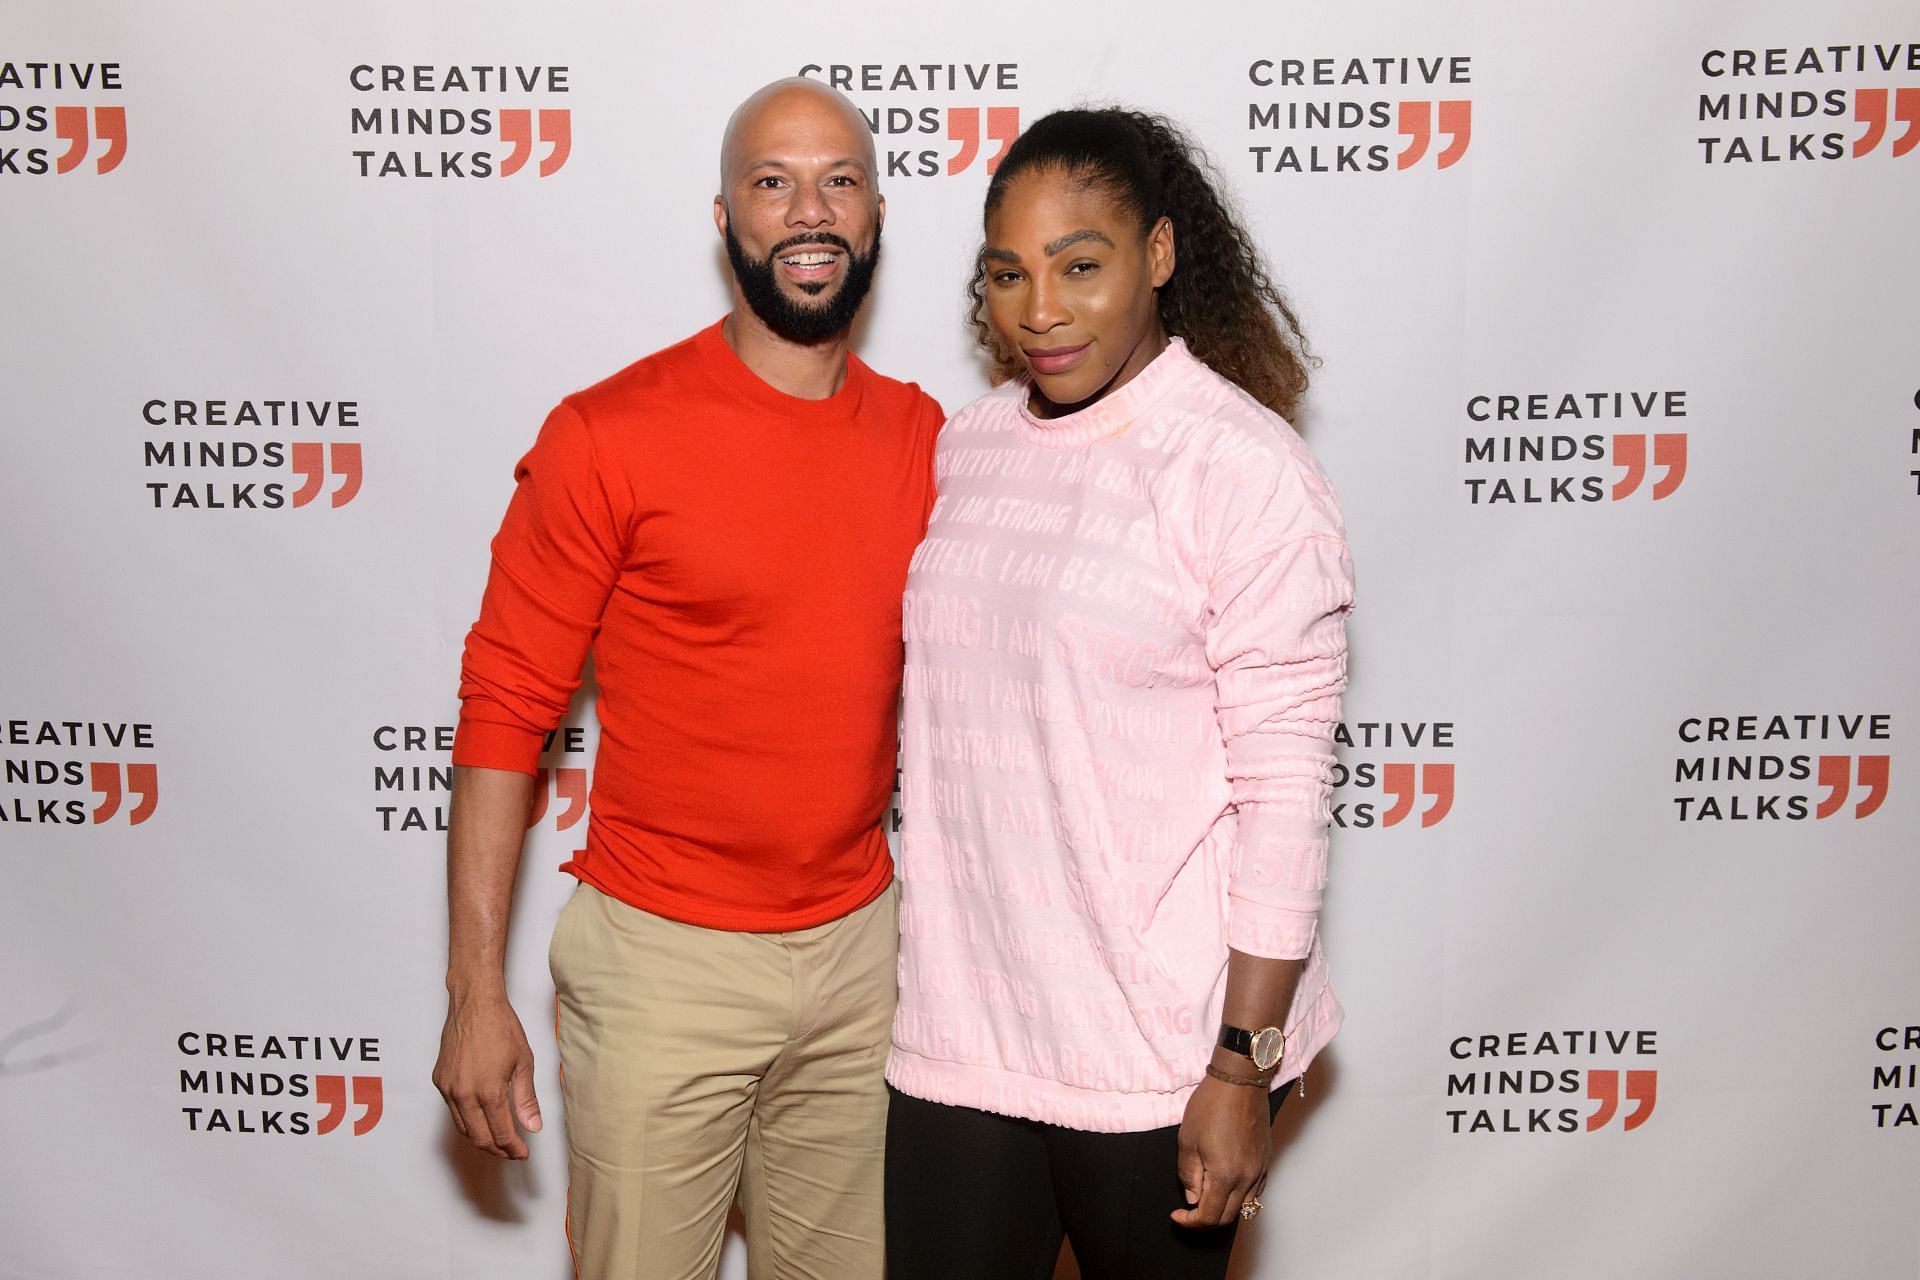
[451,717,546,775]
[1225,902,1318,961]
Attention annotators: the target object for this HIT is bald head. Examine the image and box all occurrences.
[719,77,877,192]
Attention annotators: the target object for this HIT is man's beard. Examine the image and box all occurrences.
[725,223,882,343]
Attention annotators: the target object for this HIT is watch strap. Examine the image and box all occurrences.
[1218,1024,1257,1057]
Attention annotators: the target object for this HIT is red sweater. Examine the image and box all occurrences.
[453,320,942,930]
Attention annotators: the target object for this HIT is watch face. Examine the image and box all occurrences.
[1251,1027,1285,1071]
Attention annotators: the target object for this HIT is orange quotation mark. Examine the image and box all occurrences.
[498,108,572,177]
[1586,1069,1657,1132]
[526,767,588,831]
[90,762,157,825]
[313,1075,384,1136]
[947,107,1020,176]
[1611,434,1688,501]
[1852,88,1920,158]
[1396,100,1471,170]
[1815,754,1890,820]
[52,105,127,174]
[289,442,362,508]
[1379,763,1454,828]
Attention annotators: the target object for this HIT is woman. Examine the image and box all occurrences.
[886,107,1354,1279]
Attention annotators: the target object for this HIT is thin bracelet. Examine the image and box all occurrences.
[1205,1063,1274,1088]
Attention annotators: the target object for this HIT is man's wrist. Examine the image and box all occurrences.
[445,969,510,1001]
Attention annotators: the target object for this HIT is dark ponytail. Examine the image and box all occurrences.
[966,108,1315,421]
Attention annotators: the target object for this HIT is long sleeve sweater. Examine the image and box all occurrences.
[453,320,943,931]
[886,338,1353,1132]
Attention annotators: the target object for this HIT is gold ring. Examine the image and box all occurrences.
[1239,1197,1262,1221]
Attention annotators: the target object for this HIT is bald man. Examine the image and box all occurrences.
[432,78,942,1279]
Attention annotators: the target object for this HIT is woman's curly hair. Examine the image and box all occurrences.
[966,108,1315,421]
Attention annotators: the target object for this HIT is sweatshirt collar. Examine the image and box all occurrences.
[1013,336,1194,449]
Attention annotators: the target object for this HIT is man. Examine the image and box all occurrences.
[431,77,941,1280]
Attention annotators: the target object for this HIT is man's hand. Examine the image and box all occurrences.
[432,991,542,1159]
[1171,1074,1272,1229]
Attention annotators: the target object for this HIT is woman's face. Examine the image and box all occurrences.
[981,167,1175,417]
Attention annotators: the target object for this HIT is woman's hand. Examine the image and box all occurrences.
[1171,1073,1273,1228]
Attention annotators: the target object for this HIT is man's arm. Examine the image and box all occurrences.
[431,764,543,1159]
[433,402,626,1159]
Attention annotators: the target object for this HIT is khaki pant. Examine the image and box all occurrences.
[549,881,897,1280]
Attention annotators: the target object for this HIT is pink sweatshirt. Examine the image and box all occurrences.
[886,338,1354,1132]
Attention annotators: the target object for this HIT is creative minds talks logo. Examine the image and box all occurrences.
[1244,53,1471,175]
[1872,1024,1919,1130]
[1462,389,1690,506]
[1331,720,1454,831]
[1673,712,1892,822]
[1446,1029,1660,1135]
[0,61,126,177]
[798,63,1019,179]
[372,723,588,834]
[1698,43,1920,164]
[1908,388,1919,496]
[348,62,571,179]
[3,718,158,826]
[176,1030,382,1137]
[142,398,364,511]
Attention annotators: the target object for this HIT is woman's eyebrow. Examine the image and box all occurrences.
[981,229,1117,265]
[1043,229,1115,255]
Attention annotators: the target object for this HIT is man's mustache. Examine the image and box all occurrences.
[766,232,855,258]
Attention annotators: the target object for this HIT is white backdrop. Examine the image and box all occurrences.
[2,1,1916,1277]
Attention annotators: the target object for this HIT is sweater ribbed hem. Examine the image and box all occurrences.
[887,985,1342,1133]
[561,844,894,934]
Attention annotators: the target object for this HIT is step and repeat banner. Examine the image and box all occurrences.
[2,1,1915,1277]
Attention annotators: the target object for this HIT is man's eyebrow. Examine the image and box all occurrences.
[1043,228,1115,256]
[741,157,873,177]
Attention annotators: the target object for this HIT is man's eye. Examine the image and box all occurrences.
[753,176,784,188]
[827,175,857,186]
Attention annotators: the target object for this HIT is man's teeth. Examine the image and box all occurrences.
[781,252,836,266]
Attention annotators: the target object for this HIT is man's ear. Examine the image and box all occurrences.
[713,195,729,240]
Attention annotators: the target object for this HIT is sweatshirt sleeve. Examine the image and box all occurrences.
[453,402,625,775]
[1203,485,1354,961]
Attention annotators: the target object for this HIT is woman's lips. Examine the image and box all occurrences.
[1025,342,1091,376]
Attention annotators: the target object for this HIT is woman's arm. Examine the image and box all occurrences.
[1171,950,1302,1228]
[1173,488,1355,1227]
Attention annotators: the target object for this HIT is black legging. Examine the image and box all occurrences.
[885,1086,1285,1280]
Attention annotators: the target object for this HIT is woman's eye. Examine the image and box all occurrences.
[990,271,1023,286]
[1066,260,1099,276]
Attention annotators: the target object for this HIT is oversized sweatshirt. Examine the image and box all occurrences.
[886,338,1353,1132]
[453,319,943,931]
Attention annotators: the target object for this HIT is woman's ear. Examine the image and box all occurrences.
[1148,216,1176,289]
